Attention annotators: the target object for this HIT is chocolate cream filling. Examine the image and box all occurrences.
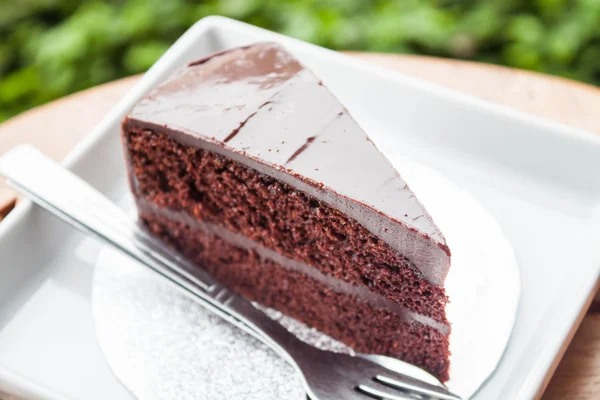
[136,197,450,336]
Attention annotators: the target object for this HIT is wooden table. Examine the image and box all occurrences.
[1,53,599,399]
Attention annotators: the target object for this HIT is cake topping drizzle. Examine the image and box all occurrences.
[223,101,274,143]
[286,136,316,164]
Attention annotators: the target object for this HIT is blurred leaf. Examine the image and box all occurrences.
[123,41,170,74]
[40,62,75,96]
[0,66,40,103]
[546,20,584,65]
[0,42,13,75]
[217,0,261,19]
[534,0,568,19]
[503,43,542,70]
[506,15,545,46]
[116,0,157,40]
[575,44,600,81]
[0,0,62,28]
[280,6,321,43]
[400,6,456,50]
[33,23,88,65]
[454,3,503,42]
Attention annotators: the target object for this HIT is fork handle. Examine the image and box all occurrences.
[0,145,305,366]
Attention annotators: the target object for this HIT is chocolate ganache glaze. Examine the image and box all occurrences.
[123,42,451,286]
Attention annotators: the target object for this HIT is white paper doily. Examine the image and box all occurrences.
[92,157,520,400]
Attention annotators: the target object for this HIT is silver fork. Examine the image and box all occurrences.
[0,145,461,400]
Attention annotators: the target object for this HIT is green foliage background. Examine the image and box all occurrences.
[2,0,600,122]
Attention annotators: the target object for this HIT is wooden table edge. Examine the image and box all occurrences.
[535,277,600,399]
[350,52,600,95]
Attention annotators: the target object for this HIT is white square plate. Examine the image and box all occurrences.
[1,16,600,400]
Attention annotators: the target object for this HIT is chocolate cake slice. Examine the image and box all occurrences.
[122,43,452,381]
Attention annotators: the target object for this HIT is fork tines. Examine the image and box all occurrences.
[357,374,462,400]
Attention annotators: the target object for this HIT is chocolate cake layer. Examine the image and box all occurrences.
[136,196,449,336]
[124,42,450,285]
[138,207,451,381]
[125,127,449,323]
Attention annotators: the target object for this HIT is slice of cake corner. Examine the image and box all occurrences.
[121,42,452,381]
